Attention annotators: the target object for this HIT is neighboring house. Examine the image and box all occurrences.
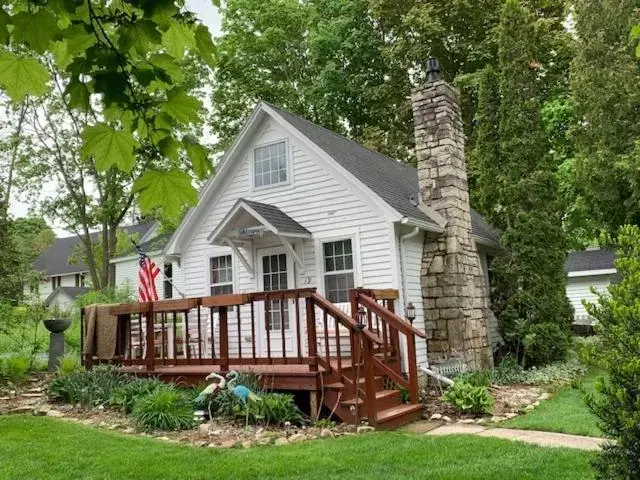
[111,67,500,370]
[112,232,184,301]
[565,248,616,325]
[44,286,89,310]
[29,223,155,304]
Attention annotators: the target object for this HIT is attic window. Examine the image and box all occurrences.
[253,141,287,188]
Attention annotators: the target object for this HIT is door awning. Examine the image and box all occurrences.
[207,198,311,276]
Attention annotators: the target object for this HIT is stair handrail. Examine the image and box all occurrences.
[310,293,382,345]
[355,290,423,405]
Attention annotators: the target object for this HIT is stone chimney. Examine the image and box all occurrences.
[411,58,492,370]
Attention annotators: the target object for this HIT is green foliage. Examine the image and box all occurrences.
[453,370,494,388]
[471,0,573,364]
[48,366,131,408]
[523,323,572,367]
[443,381,495,414]
[235,392,304,427]
[0,300,48,364]
[584,225,640,478]
[571,1,640,236]
[0,0,215,219]
[132,388,195,432]
[109,378,167,414]
[1,355,30,384]
[492,355,587,386]
[55,352,82,377]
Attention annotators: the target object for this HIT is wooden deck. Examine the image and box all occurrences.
[82,288,426,428]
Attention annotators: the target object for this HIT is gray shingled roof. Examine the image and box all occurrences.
[241,198,311,235]
[566,249,616,273]
[267,103,500,246]
[34,223,155,276]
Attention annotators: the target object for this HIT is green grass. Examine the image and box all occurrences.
[0,416,595,480]
[501,371,601,437]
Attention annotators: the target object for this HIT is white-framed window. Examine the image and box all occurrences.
[210,255,233,295]
[253,140,287,188]
[323,239,355,303]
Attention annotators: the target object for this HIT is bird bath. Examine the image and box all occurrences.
[43,318,72,371]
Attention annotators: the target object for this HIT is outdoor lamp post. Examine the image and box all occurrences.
[356,306,366,330]
[406,302,416,325]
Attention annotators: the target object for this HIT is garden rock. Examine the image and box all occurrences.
[357,425,375,434]
[9,406,34,414]
[459,419,476,424]
[429,413,443,421]
[320,429,334,438]
[288,433,306,443]
[538,392,551,401]
[505,413,518,419]
[274,437,289,446]
[442,416,452,423]
[241,441,253,449]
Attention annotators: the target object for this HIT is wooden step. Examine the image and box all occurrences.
[371,404,423,430]
[325,375,383,392]
[341,389,401,411]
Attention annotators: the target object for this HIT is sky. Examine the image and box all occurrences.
[8,0,222,234]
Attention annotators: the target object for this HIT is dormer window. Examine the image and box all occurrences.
[254,140,287,188]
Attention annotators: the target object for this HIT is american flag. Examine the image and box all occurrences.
[137,247,160,302]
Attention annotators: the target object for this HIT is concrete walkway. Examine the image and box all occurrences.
[426,424,604,451]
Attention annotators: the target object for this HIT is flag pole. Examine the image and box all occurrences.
[131,238,186,299]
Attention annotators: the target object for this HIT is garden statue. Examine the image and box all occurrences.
[195,371,227,421]
[226,370,262,427]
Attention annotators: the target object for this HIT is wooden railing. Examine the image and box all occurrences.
[350,288,426,423]
[81,287,425,424]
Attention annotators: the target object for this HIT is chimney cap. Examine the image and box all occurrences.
[427,57,440,83]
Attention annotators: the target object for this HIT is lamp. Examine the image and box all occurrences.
[406,302,416,325]
[356,306,366,330]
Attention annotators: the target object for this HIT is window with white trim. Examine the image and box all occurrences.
[210,255,233,295]
[323,239,355,303]
[253,141,287,188]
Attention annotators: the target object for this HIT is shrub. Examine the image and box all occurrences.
[132,388,195,431]
[492,355,586,386]
[109,378,168,413]
[584,225,640,479]
[48,366,131,407]
[2,355,30,384]
[453,370,494,387]
[443,381,494,414]
[523,322,572,367]
[235,392,304,426]
[56,351,82,376]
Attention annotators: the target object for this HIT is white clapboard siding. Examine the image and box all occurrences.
[566,275,613,324]
[399,229,428,367]
[114,256,183,301]
[178,118,396,357]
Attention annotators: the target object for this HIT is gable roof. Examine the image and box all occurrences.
[34,223,155,276]
[265,103,499,247]
[165,102,500,254]
[566,249,616,274]
[239,199,310,236]
[44,286,89,306]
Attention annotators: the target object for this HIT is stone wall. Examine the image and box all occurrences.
[411,77,493,371]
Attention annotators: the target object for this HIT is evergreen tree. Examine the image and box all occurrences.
[586,225,640,479]
[571,0,640,235]
[0,190,21,304]
[474,0,572,365]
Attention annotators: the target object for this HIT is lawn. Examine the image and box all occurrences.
[0,416,594,480]
[501,371,601,437]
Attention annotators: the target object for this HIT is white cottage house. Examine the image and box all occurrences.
[97,65,499,427]
[112,101,500,369]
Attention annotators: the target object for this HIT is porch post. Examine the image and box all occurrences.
[145,303,155,371]
[305,297,318,372]
[219,306,229,373]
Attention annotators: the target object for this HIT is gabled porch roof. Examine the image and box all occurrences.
[207,198,311,275]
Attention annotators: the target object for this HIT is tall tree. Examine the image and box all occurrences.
[570,0,640,236]
[9,216,55,298]
[212,0,415,161]
[475,0,572,364]
[0,1,217,220]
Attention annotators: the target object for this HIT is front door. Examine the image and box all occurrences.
[257,247,296,357]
